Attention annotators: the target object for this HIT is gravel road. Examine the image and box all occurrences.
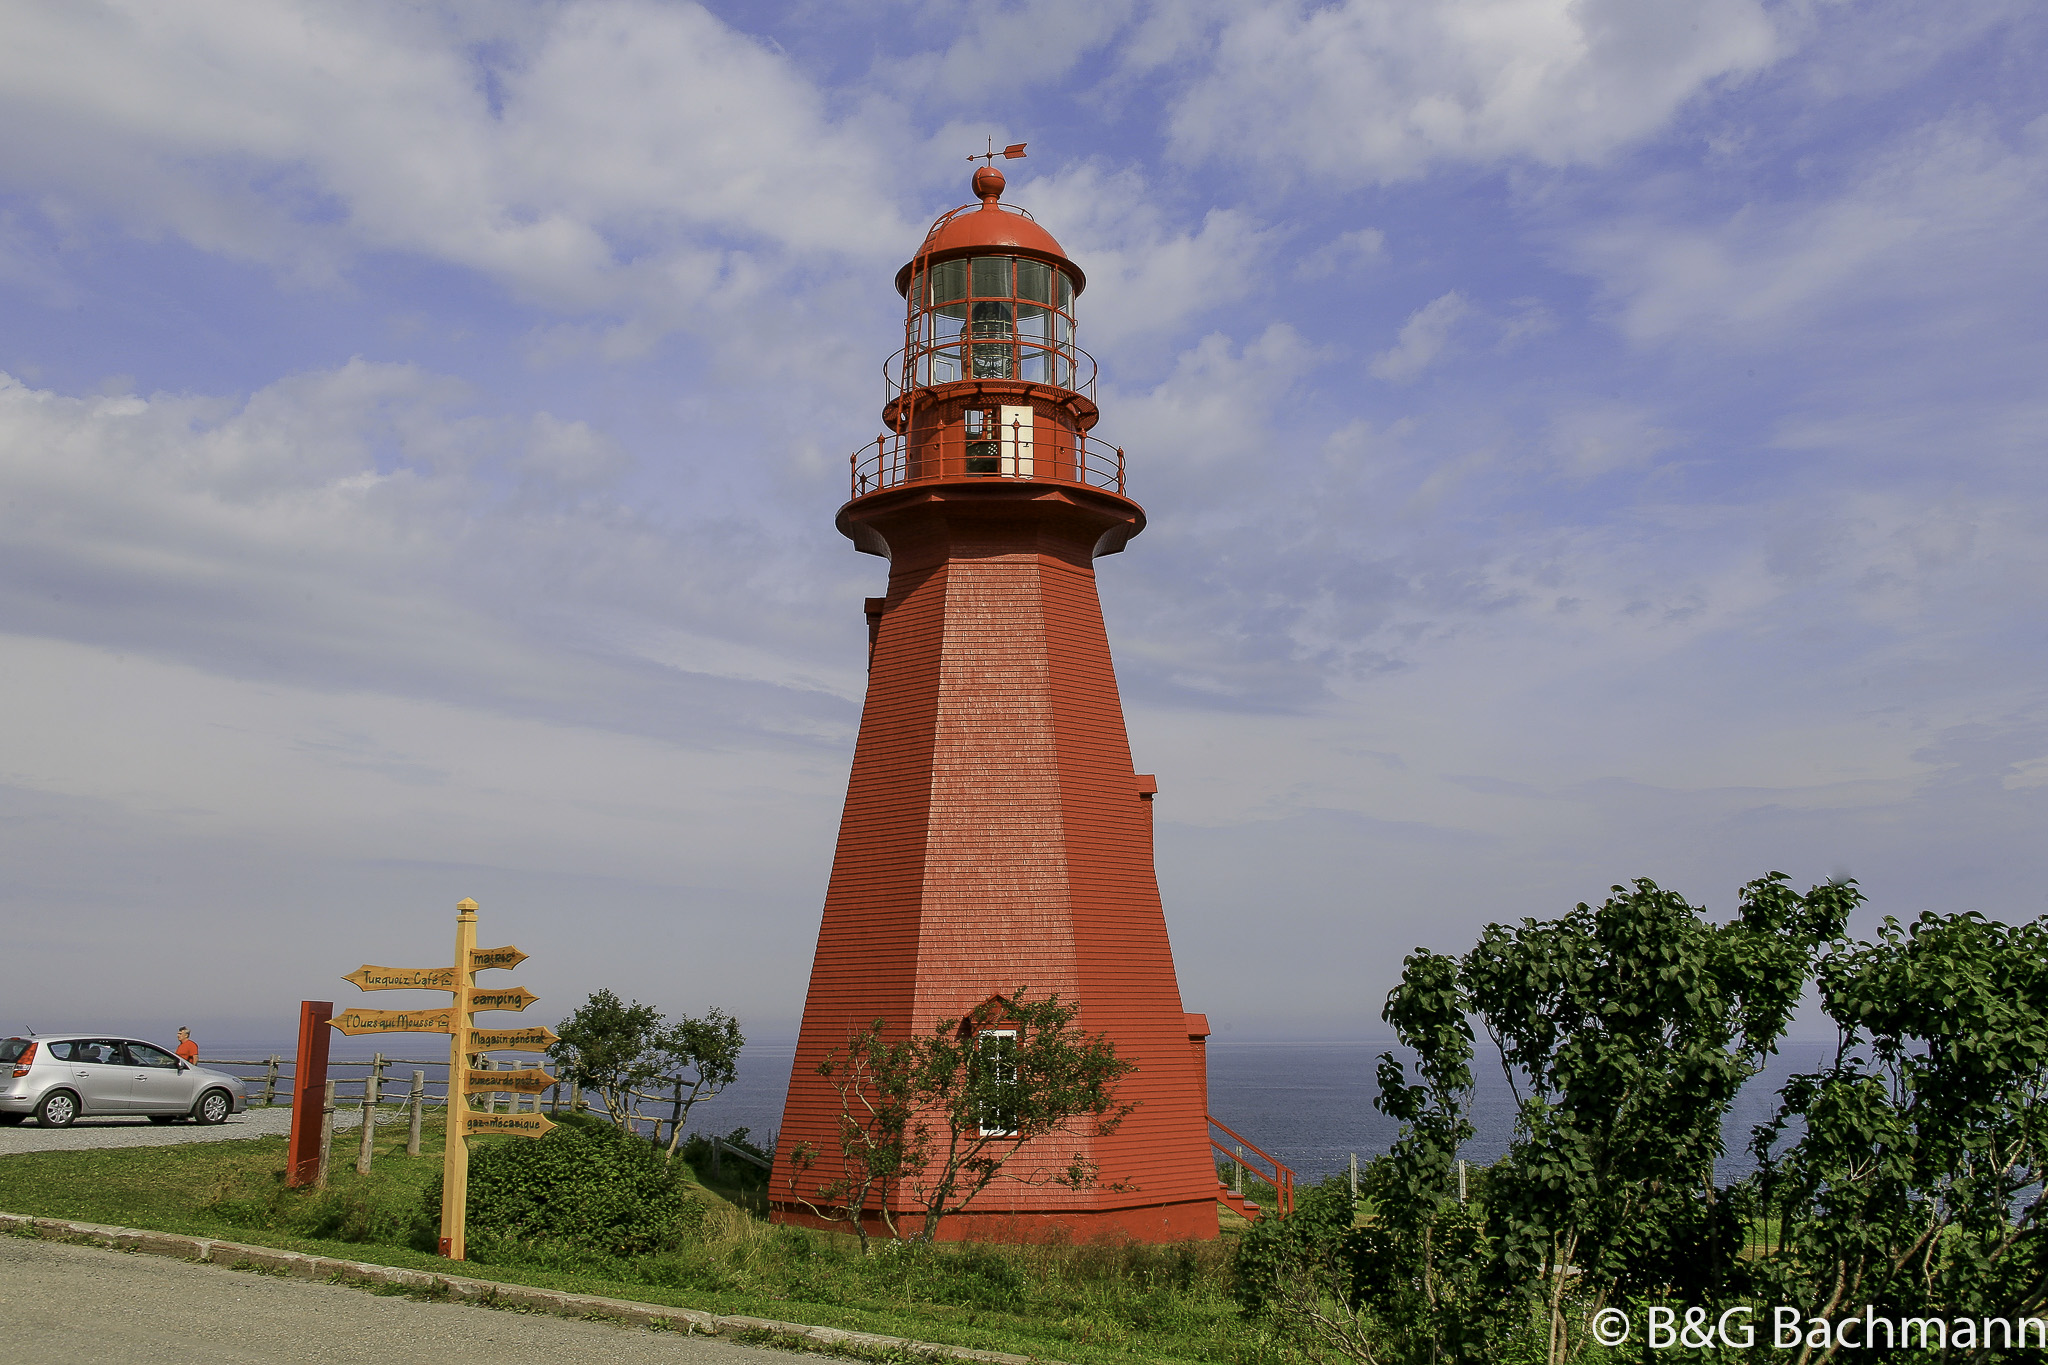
[0,1236,794,1363]
[0,1105,395,1157]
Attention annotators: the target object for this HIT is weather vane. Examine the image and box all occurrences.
[968,138,1027,167]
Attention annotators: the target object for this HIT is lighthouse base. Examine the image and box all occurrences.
[769,1196,1219,1245]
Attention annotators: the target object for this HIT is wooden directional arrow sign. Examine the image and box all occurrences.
[330,1007,453,1035]
[469,1026,559,1049]
[464,1067,555,1093]
[468,987,539,1013]
[470,944,527,972]
[345,965,457,992]
[462,1112,555,1139]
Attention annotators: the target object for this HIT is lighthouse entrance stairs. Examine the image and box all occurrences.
[1210,1116,1296,1222]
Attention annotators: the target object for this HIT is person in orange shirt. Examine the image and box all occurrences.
[174,1027,198,1064]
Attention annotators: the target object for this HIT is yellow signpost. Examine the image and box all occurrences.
[330,898,548,1261]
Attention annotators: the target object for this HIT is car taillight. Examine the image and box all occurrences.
[11,1042,35,1077]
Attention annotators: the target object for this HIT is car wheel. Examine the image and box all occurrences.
[193,1089,232,1126]
[148,1114,180,1124]
[35,1090,79,1128]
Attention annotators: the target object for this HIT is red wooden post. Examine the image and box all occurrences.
[284,1000,334,1187]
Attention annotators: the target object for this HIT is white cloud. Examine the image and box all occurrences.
[0,1,910,319]
[882,0,1140,103]
[1573,114,2048,344]
[1296,227,1386,280]
[0,365,865,737]
[1545,405,1675,478]
[1163,0,1783,183]
[1371,291,1468,381]
[1008,161,1274,348]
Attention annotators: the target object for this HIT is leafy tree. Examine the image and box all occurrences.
[1749,909,2048,1361]
[647,1010,744,1161]
[549,988,662,1127]
[1242,873,1856,1365]
[1462,874,1857,1362]
[547,990,743,1158]
[782,1020,919,1254]
[784,988,1137,1250]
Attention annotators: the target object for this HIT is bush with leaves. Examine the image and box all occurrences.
[1246,872,1858,1365]
[423,1113,705,1256]
[1748,909,2048,1359]
[784,988,1136,1250]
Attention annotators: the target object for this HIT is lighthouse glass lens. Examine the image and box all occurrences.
[929,260,968,304]
[971,256,1011,299]
[1056,271,1073,310]
[970,301,1014,338]
[1016,259,1053,304]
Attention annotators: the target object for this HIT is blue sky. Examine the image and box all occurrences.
[2,0,2043,1045]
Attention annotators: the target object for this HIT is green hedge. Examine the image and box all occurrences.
[423,1116,705,1256]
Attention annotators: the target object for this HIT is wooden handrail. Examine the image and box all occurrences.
[1209,1115,1296,1217]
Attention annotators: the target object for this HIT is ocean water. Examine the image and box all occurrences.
[198,1034,1838,1186]
[664,1036,1842,1185]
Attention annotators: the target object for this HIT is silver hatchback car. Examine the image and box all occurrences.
[0,1035,247,1128]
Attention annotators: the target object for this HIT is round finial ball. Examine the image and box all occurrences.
[972,166,1005,201]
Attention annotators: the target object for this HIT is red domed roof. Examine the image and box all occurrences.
[893,167,1086,297]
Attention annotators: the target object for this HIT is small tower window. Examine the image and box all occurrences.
[976,1028,1020,1137]
[964,407,999,474]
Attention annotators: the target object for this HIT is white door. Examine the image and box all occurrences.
[998,405,1034,478]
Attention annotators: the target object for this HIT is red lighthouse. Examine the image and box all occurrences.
[770,163,1219,1241]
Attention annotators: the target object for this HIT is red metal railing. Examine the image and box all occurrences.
[885,341,1098,403]
[1210,1115,1296,1218]
[850,424,1125,500]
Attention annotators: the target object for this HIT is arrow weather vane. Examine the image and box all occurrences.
[969,137,1028,167]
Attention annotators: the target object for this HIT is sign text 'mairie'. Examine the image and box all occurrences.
[470,945,527,971]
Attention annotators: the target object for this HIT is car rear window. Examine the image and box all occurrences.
[0,1039,26,1064]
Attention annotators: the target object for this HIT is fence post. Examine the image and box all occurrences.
[547,1064,560,1115]
[1458,1158,1468,1204]
[407,1070,424,1157]
[262,1054,280,1108]
[1234,1144,1244,1195]
[355,1055,381,1175]
[316,1080,336,1189]
[1350,1151,1358,1200]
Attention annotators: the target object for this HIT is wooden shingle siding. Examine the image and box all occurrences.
[772,485,1217,1241]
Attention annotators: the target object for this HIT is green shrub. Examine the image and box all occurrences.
[422,1121,705,1257]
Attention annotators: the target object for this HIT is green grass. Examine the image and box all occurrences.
[0,1121,1308,1365]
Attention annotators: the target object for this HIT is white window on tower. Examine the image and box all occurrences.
[998,405,1034,479]
[977,1028,1020,1136]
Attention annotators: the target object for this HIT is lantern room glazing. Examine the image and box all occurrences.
[850,168,1125,502]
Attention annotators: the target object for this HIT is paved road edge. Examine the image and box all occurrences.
[0,1211,1046,1365]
